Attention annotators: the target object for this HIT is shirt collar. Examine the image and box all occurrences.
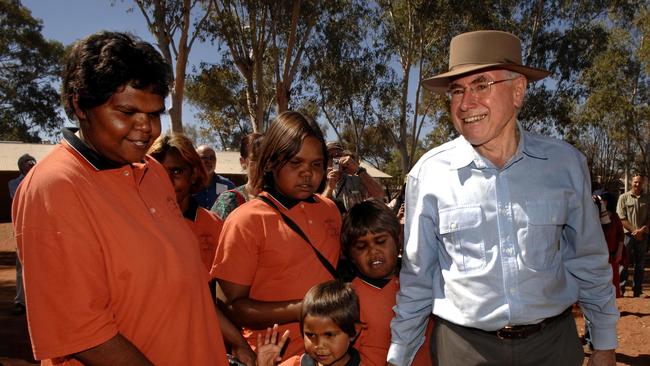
[264,185,316,210]
[449,123,548,170]
[519,124,547,160]
[356,271,393,289]
[62,127,129,171]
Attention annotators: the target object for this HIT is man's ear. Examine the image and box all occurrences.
[513,77,527,109]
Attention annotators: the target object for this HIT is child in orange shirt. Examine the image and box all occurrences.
[212,111,341,359]
[257,280,362,366]
[342,199,433,366]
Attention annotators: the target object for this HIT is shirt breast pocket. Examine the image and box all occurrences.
[520,200,567,270]
[439,205,486,273]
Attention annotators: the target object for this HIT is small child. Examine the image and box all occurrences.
[257,280,362,366]
[342,199,432,366]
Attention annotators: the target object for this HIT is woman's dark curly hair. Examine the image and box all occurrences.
[62,31,171,120]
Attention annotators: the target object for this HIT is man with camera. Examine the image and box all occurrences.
[323,141,384,213]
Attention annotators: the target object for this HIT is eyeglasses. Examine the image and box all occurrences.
[446,77,519,102]
[200,156,216,162]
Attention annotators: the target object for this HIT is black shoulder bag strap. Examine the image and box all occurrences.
[257,195,339,280]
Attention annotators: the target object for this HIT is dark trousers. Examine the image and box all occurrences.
[622,234,648,296]
[431,312,583,366]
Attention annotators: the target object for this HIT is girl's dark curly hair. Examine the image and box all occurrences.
[62,31,171,120]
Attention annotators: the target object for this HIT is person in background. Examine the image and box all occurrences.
[256,280,362,366]
[12,31,228,365]
[342,199,431,366]
[8,153,36,316]
[194,144,236,209]
[389,30,617,366]
[149,133,256,365]
[212,133,264,220]
[212,111,341,360]
[616,173,650,297]
[593,191,625,298]
[323,142,384,213]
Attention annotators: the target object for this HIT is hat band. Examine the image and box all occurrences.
[449,61,519,72]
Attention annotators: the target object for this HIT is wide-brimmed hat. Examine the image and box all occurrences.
[422,30,551,92]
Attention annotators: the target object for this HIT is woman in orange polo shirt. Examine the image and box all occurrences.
[211,111,342,359]
[149,133,256,365]
[12,32,228,365]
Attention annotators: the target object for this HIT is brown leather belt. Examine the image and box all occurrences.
[489,307,572,340]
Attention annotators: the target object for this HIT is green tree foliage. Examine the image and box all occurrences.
[304,0,390,163]
[0,0,64,142]
[573,2,649,188]
[203,0,324,132]
[185,60,253,149]
[178,0,648,187]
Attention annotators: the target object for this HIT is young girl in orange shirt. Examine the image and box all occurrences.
[211,111,342,359]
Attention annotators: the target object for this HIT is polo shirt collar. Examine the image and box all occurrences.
[183,197,200,221]
[356,271,392,289]
[448,123,547,170]
[62,128,128,171]
[264,185,316,210]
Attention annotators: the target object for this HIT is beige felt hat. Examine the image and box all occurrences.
[422,30,551,92]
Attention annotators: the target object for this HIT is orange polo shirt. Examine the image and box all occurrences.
[352,276,432,366]
[12,129,228,365]
[185,199,224,272]
[211,190,341,359]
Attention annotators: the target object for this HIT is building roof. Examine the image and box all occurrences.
[0,141,391,178]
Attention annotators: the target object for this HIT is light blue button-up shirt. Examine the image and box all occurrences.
[388,126,618,365]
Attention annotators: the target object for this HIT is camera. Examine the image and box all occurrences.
[332,158,340,172]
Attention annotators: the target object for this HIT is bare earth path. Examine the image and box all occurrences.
[0,224,648,365]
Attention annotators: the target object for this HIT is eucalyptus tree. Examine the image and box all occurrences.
[575,2,649,187]
[304,0,390,161]
[205,0,326,132]
[185,61,252,149]
[1,0,65,142]
[121,0,213,132]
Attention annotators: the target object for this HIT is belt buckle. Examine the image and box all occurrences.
[496,326,524,340]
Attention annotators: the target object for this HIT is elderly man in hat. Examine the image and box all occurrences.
[388,30,617,366]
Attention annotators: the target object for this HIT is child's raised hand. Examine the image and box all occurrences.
[256,324,290,366]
